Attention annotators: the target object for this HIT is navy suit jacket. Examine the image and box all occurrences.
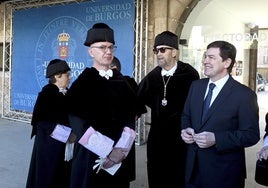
[181,76,260,188]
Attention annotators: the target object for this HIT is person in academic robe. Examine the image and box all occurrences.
[110,56,141,115]
[257,112,268,160]
[136,31,200,188]
[26,59,73,188]
[256,112,268,186]
[110,56,138,92]
[67,23,137,188]
[181,40,260,188]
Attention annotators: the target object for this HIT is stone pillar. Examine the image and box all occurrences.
[248,26,259,91]
[149,0,192,69]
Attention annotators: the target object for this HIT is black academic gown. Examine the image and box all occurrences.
[137,61,200,188]
[26,84,71,188]
[264,112,268,138]
[67,67,137,188]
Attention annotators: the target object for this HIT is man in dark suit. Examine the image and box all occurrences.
[181,40,260,188]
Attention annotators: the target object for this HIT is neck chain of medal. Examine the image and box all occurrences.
[161,75,172,106]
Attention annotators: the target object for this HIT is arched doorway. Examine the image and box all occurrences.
[179,0,268,92]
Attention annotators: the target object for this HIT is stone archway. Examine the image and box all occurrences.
[146,0,199,70]
[146,0,257,92]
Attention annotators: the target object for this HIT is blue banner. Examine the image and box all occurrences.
[11,0,135,112]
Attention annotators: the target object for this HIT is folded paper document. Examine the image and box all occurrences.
[115,127,136,156]
[93,157,122,175]
[79,126,136,175]
[50,124,72,143]
[79,126,114,158]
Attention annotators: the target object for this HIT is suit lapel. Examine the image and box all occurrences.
[200,77,234,128]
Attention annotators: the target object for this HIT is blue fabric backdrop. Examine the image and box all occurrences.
[11,0,135,112]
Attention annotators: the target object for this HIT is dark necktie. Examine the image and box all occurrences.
[202,83,216,121]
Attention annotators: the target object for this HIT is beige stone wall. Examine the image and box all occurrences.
[0,3,5,43]
[147,0,193,70]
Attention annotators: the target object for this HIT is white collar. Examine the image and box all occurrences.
[161,63,177,76]
[99,69,113,79]
[59,88,67,95]
[209,74,229,90]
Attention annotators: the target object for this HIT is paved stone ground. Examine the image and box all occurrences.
[0,89,268,188]
[0,118,149,188]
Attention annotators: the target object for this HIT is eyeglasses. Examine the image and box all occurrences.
[91,45,117,52]
[153,47,173,54]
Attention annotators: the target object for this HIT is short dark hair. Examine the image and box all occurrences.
[207,40,236,73]
[110,56,121,72]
